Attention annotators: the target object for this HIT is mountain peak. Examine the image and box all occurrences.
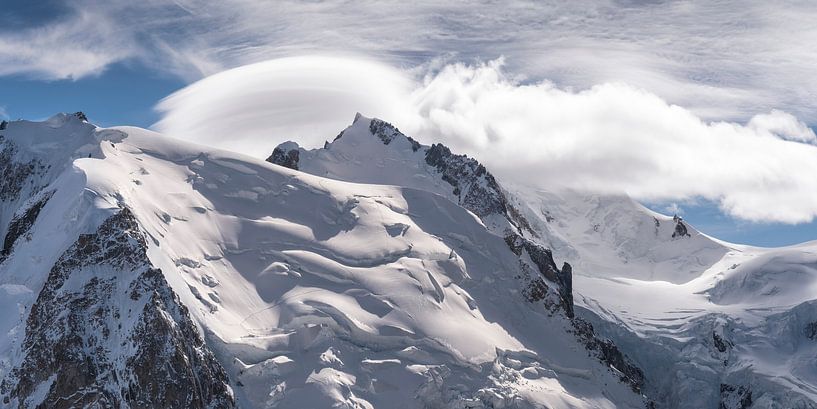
[267,114,519,228]
[42,112,89,127]
[266,140,300,170]
[352,111,365,124]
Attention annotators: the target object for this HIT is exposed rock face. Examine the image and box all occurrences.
[266,144,300,170]
[369,118,421,151]
[806,322,817,340]
[572,318,645,394]
[713,331,732,353]
[425,143,508,219]
[0,120,7,130]
[505,234,574,318]
[672,215,691,238]
[1,190,53,260]
[559,262,573,314]
[73,111,88,122]
[0,208,234,408]
[0,136,49,203]
[720,384,752,409]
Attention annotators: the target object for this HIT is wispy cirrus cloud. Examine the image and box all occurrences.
[5,1,817,224]
[2,1,817,123]
[0,9,134,80]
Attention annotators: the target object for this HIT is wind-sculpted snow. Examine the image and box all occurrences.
[269,113,817,407]
[0,115,647,408]
[3,113,817,408]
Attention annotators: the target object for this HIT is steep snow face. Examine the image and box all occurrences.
[0,113,117,246]
[0,117,646,408]
[272,114,817,407]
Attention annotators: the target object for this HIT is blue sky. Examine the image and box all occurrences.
[1,1,816,247]
[644,201,817,247]
[0,62,183,128]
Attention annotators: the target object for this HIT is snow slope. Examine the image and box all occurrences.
[0,114,648,408]
[273,114,817,408]
[514,188,817,408]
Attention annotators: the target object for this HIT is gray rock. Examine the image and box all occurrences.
[266,144,300,170]
[572,318,646,394]
[1,190,53,260]
[720,384,752,409]
[0,208,234,408]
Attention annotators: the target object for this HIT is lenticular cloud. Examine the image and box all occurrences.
[155,56,817,224]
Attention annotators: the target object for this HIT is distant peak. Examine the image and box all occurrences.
[266,141,300,170]
[43,112,90,128]
[353,112,366,124]
[276,140,300,152]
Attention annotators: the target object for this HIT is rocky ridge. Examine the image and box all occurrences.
[1,207,234,408]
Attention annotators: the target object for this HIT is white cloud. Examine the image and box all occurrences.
[0,10,134,80]
[154,56,414,153]
[748,110,816,144]
[664,204,684,217]
[155,56,817,224]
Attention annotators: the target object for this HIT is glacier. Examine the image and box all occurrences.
[0,112,814,408]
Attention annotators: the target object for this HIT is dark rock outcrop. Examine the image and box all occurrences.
[425,143,508,219]
[1,190,53,260]
[505,234,574,318]
[266,145,300,170]
[73,111,88,122]
[0,208,234,408]
[0,136,49,203]
[672,215,691,238]
[368,118,421,151]
[0,120,7,130]
[713,331,732,353]
[572,318,645,393]
[806,322,817,340]
[720,384,752,409]
[559,262,574,316]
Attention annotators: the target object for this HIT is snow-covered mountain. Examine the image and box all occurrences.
[0,113,650,408]
[270,114,817,408]
[1,112,815,408]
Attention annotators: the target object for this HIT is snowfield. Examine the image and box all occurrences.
[271,114,817,408]
[0,114,644,408]
[0,112,814,408]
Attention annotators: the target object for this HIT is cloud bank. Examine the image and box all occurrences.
[156,56,817,224]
